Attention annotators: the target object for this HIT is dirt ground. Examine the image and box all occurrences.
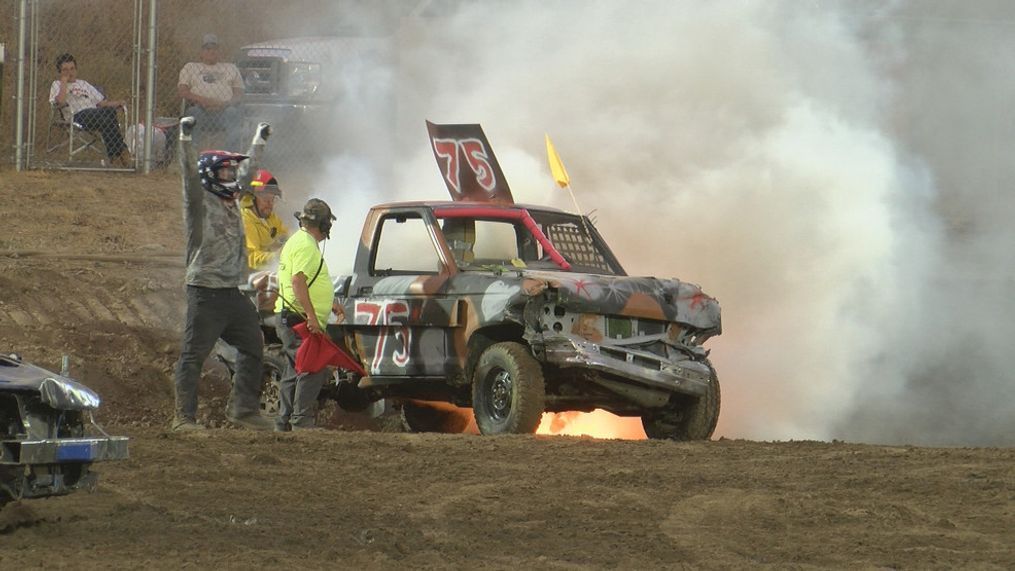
[1,169,1013,569]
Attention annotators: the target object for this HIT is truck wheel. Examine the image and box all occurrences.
[641,363,720,441]
[401,401,470,434]
[472,342,545,435]
[260,346,287,418]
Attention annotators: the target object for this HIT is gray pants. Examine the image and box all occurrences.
[174,286,263,420]
[184,104,243,152]
[276,318,329,428]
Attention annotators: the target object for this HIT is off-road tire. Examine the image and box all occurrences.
[400,402,471,434]
[471,342,545,435]
[641,362,720,441]
[260,346,287,418]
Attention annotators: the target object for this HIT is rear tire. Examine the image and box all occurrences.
[471,342,545,435]
[641,362,720,441]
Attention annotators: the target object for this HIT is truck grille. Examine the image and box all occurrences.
[238,58,280,96]
[604,316,666,340]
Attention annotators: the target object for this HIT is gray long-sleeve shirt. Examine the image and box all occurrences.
[179,133,264,288]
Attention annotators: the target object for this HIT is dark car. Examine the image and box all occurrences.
[0,353,128,506]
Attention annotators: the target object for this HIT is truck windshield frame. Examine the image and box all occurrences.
[432,207,624,276]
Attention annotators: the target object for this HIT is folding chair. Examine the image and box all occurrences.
[45,86,131,165]
[44,102,105,162]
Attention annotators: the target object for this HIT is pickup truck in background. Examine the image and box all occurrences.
[234,36,394,161]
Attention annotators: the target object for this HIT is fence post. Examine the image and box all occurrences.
[143,0,158,174]
[0,44,5,139]
[14,0,28,171]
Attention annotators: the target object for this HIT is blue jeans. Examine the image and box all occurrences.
[184,104,243,152]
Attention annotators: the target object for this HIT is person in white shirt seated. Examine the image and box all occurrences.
[178,34,244,151]
[49,52,130,166]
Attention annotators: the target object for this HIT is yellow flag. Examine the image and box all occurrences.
[545,134,570,189]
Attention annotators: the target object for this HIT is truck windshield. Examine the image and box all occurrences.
[434,207,623,276]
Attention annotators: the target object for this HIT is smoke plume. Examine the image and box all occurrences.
[312,1,1015,446]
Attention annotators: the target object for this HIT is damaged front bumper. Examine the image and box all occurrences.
[1,436,130,465]
[543,334,712,397]
[1,435,129,501]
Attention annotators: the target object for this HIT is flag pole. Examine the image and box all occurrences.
[565,184,583,216]
[545,133,594,239]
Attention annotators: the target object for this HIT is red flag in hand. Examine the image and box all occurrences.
[293,322,366,376]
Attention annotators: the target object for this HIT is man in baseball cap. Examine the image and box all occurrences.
[273,198,338,431]
[178,32,244,150]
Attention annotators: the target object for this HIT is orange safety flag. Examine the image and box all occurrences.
[545,134,570,189]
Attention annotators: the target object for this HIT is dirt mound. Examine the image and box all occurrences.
[1,170,215,425]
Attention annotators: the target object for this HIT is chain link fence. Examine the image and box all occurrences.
[2,0,443,176]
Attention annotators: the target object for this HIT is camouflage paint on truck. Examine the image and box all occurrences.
[330,199,721,438]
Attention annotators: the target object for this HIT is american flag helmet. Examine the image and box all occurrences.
[197,150,248,199]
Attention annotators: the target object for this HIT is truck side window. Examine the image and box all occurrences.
[471,220,520,264]
[372,215,440,275]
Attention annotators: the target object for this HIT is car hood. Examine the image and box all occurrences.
[0,355,102,410]
[521,270,721,331]
[446,269,721,332]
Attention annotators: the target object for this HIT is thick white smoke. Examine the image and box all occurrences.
[309,1,1014,446]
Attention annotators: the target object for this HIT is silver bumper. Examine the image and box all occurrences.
[1,436,129,465]
[543,335,712,397]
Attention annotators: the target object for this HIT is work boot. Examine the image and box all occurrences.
[227,412,275,431]
[172,417,206,432]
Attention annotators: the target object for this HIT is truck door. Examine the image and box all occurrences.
[347,210,456,378]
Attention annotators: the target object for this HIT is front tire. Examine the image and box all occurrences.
[641,363,720,441]
[260,346,287,418]
[471,342,545,435]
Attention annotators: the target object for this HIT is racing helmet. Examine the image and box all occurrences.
[249,168,282,197]
[198,150,249,199]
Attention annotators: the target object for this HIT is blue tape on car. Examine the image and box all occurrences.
[56,442,95,462]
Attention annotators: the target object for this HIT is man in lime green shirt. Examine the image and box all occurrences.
[274,198,337,430]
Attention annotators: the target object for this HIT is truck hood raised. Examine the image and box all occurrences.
[0,355,102,410]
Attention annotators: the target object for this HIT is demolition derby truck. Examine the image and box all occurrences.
[309,122,723,440]
[0,353,128,505]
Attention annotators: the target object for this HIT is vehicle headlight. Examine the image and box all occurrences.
[287,62,321,98]
[39,377,101,411]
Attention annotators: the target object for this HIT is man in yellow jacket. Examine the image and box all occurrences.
[241,169,289,270]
